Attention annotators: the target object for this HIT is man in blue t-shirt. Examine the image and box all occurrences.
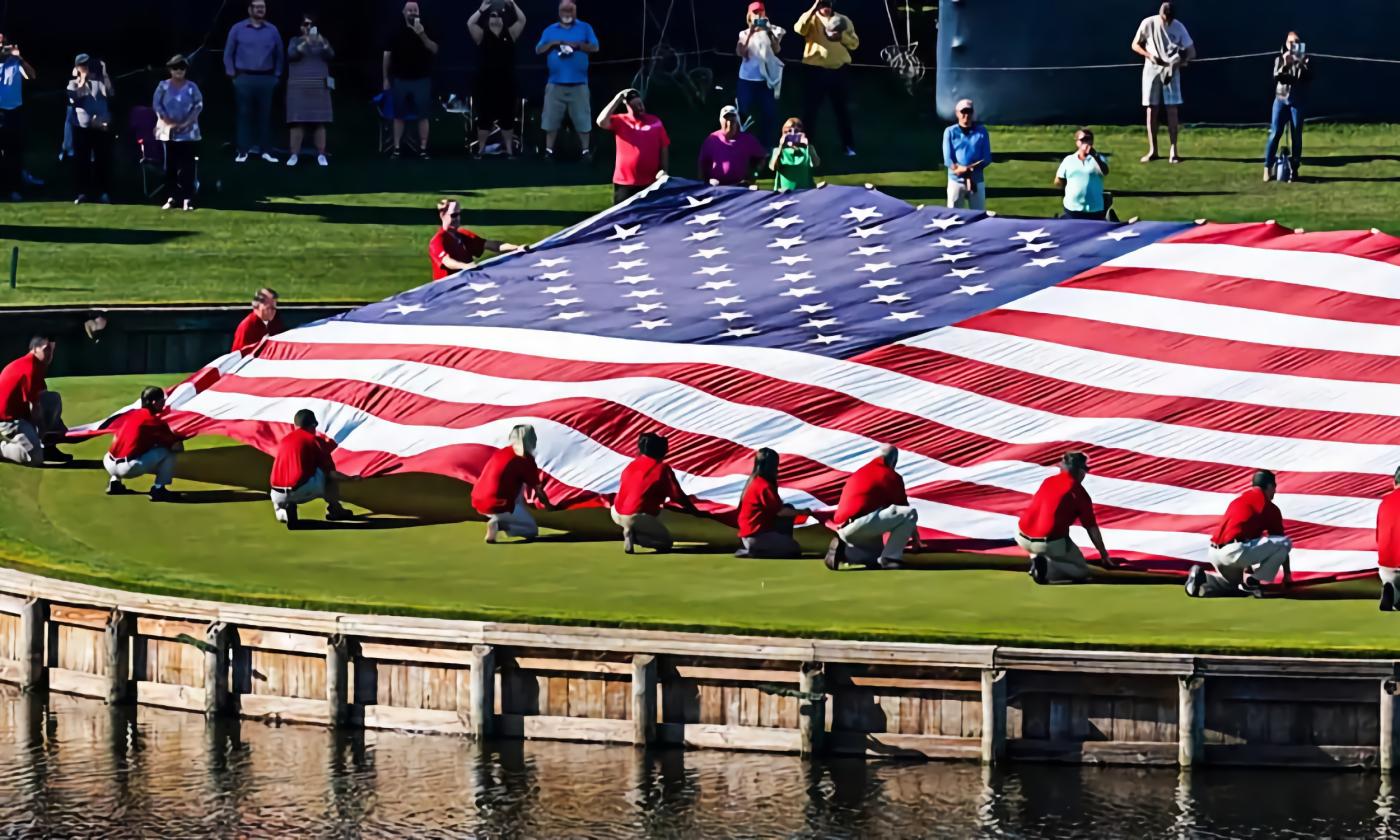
[535,1,599,159]
[1054,128,1110,220]
[0,33,37,201]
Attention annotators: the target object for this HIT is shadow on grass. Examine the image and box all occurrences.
[170,489,267,504]
[0,226,198,246]
[290,516,435,531]
[252,201,591,228]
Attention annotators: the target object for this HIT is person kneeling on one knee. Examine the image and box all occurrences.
[736,448,807,559]
[268,408,357,528]
[472,424,556,544]
[1377,465,1400,612]
[1016,451,1112,585]
[1187,469,1292,598]
[104,386,186,501]
[826,443,919,570]
[611,432,699,554]
[0,336,70,467]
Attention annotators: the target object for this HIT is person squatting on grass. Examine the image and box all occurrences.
[0,337,68,466]
[429,198,521,281]
[232,287,286,352]
[825,444,919,571]
[1378,467,1400,611]
[612,432,700,554]
[1186,470,1293,598]
[597,87,670,205]
[269,408,357,528]
[735,448,806,559]
[473,424,556,544]
[104,386,185,501]
[1016,452,1113,586]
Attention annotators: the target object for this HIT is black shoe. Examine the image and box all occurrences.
[823,537,846,571]
[389,147,402,159]
[1185,565,1206,598]
[1382,582,1396,612]
[106,479,128,496]
[417,148,431,160]
[43,446,73,464]
[1029,554,1049,585]
[1239,575,1264,598]
[149,486,177,502]
[325,505,357,522]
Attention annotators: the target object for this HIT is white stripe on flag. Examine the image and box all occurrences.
[1106,241,1400,301]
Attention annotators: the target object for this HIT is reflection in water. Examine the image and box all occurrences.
[0,687,1391,838]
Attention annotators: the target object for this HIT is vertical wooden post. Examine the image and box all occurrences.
[981,669,1007,765]
[18,597,47,693]
[326,634,351,728]
[203,622,237,718]
[1178,675,1205,768]
[798,661,825,757]
[1381,678,1398,774]
[104,609,133,705]
[468,644,495,738]
[631,654,657,747]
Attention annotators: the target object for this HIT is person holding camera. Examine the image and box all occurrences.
[384,1,438,159]
[67,54,115,205]
[152,55,203,211]
[469,0,527,159]
[0,34,36,202]
[942,98,990,210]
[1054,128,1110,220]
[795,0,859,158]
[1264,32,1310,181]
[597,88,669,205]
[1131,2,1194,164]
[537,1,599,161]
[771,117,819,192]
[737,2,784,147]
[286,14,334,168]
[224,0,284,164]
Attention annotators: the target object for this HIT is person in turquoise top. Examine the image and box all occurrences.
[1054,127,1110,219]
[770,116,820,191]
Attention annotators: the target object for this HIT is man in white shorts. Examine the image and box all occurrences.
[1131,2,1195,164]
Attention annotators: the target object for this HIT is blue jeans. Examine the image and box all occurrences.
[233,74,278,154]
[736,78,778,148]
[1264,97,1302,170]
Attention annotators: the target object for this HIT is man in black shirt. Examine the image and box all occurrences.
[383,0,438,158]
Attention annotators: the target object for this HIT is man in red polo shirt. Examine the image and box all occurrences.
[611,432,699,553]
[0,336,68,466]
[472,424,555,544]
[1016,451,1111,585]
[429,198,521,281]
[231,287,287,352]
[1187,469,1292,598]
[1377,466,1400,610]
[268,408,356,528]
[826,444,918,571]
[596,87,670,205]
[104,386,184,501]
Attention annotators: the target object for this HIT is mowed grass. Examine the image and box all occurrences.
[0,375,1393,658]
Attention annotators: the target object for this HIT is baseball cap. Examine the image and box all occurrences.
[720,104,739,119]
[747,1,765,12]
[74,53,91,67]
[956,98,975,113]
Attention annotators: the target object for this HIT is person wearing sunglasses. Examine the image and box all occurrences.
[286,14,334,167]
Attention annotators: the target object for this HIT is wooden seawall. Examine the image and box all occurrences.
[0,568,1395,771]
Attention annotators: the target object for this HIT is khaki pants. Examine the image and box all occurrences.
[1015,534,1092,583]
[1200,536,1292,597]
[0,391,63,467]
[489,490,538,539]
[270,469,339,514]
[104,448,176,488]
[742,530,801,558]
[1380,567,1400,586]
[610,507,672,550]
[946,179,986,210]
[837,505,918,563]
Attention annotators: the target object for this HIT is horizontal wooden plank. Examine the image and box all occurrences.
[48,667,108,699]
[998,648,1195,676]
[239,694,331,726]
[238,629,328,656]
[843,676,980,693]
[137,680,206,712]
[1008,739,1179,766]
[0,593,28,616]
[1208,678,1374,704]
[1010,671,1177,700]
[0,658,19,685]
[496,713,634,744]
[136,617,207,641]
[360,704,468,735]
[1203,743,1378,768]
[672,665,796,684]
[513,657,632,676]
[826,731,982,760]
[656,722,802,753]
[813,640,995,668]
[1200,657,1395,680]
[49,606,109,630]
[357,641,472,667]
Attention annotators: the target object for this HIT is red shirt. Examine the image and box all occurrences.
[1212,486,1286,545]
[833,458,908,526]
[614,455,686,517]
[609,113,670,187]
[0,353,45,422]
[232,312,287,352]
[108,408,181,459]
[1018,470,1097,541]
[270,427,337,489]
[738,477,784,538]
[1378,488,1400,569]
[471,446,540,515]
[429,227,487,280]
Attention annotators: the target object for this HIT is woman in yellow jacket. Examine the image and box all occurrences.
[795,0,858,157]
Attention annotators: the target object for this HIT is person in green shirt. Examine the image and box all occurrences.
[770,116,820,191]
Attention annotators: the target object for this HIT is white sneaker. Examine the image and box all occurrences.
[286,154,299,167]
[484,519,499,544]
[317,154,329,167]
[260,152,279,163]
[235,153,249,163]
[275,507,288,524]
[182,200,194,211]
[161,198,174,210]
[845,147,858,157]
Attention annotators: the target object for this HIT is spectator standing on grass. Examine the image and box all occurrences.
[795,0,858,157]
[1186,470,1292,599]
[942,98,990,210]
[1132,1,1194,164]
[825,444,918,571]
[224,0,284,163]
[1015,452,1111,586]
[537,1,599,161]
[468,0,526,159]
[0,337,68,467]
[1054,128,1110,220]
[429,198,521,281]
[285,13,334,168]
[1377,466,1400,611]
[0,33,36,202]
[232,288,286,351]
[1264,31,1309,181]
[473,424,555,544]
[153,55,203,211]
[597,88,670,205]
[699,105,766,185]
[384,0,438,159]
[67,54,115,205]
[771,116,818,191]
[735,448,804,559]
[737,2,784,147]
[104,386,184,501]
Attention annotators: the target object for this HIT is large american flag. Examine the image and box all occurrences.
[122,178,1399,581]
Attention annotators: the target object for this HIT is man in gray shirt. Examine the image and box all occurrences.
[223,0,284,163]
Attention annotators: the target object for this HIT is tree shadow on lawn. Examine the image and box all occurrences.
[251,201,590,228]
[0,226,197,246]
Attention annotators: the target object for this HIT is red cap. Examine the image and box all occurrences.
[748,2,765,13]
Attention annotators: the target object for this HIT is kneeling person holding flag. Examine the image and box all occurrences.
[104,386,184,500]
[1016,451,1111,585]
[1187,469,1292,598]
[472,424,553,544]
[826,444,918,570]
[269,409,355,528]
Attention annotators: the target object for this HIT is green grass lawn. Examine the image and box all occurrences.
[0,374,1393,659]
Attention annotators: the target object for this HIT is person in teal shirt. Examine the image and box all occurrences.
[770,116,820,191]
[1054,128,1110,219]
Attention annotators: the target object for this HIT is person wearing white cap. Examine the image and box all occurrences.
[699,105,767,186]
[941,98,990,210]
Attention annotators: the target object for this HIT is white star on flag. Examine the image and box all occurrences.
[862,278,901,289]
[933,237,970,248]
[625,289,663,299]
[773,254,811,265]
[1027,256,1065,268]
[541,283,575,293]
[935,252,974,263]
[711,311,750,321]
[389,303,427,316]
[540,270,573,281]
[852,245,890,257]
[466,281,498,292]
[765,215,804,229]
[723,326,760,338]
[884,311,922,322]
[1011,228,1050,243]
[857,261,897,273]
[925,216,966,231]
[769,236,806,250]
[534,257,570,267]
[629,302,666,313]
[706,296,745,306]
[686,212,726,226]
[468,294,501,305]
[632,319,671,330]
[803,317,839,329]
[781,286,821,298]
[615,274,653,285]
[777,271,816,283]
[765,199,798,211]
[691,247,729,259]
[842,207,884,223]
[610,242,649,254]
[547,297,583,307]
[954,283,994,295]
[607,223,642,240]
[467,307,504,318]
[685,195,716,207]
[795,302,831,314]
[695,265,733,276]
[949,266,985,279]
[612,259,648,270]
[851,224,888,239]
[872,293,911,304]
[685,229,723,242]
[551,311,589,321]
[1102,228,1141,242]
[698,279,737,290]
[809,334,845,345]
[1020,241,1059,253]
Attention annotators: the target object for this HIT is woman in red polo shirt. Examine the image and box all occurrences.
[472,424,552,543]
[736,448,804,558]
[611,432,699,553]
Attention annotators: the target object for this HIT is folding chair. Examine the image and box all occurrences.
[463,96,528,156]
[373,91,422,156]
[128,106,165,198]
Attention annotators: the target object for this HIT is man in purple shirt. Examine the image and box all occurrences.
[223,0,283,163]
[698,105,766,186]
